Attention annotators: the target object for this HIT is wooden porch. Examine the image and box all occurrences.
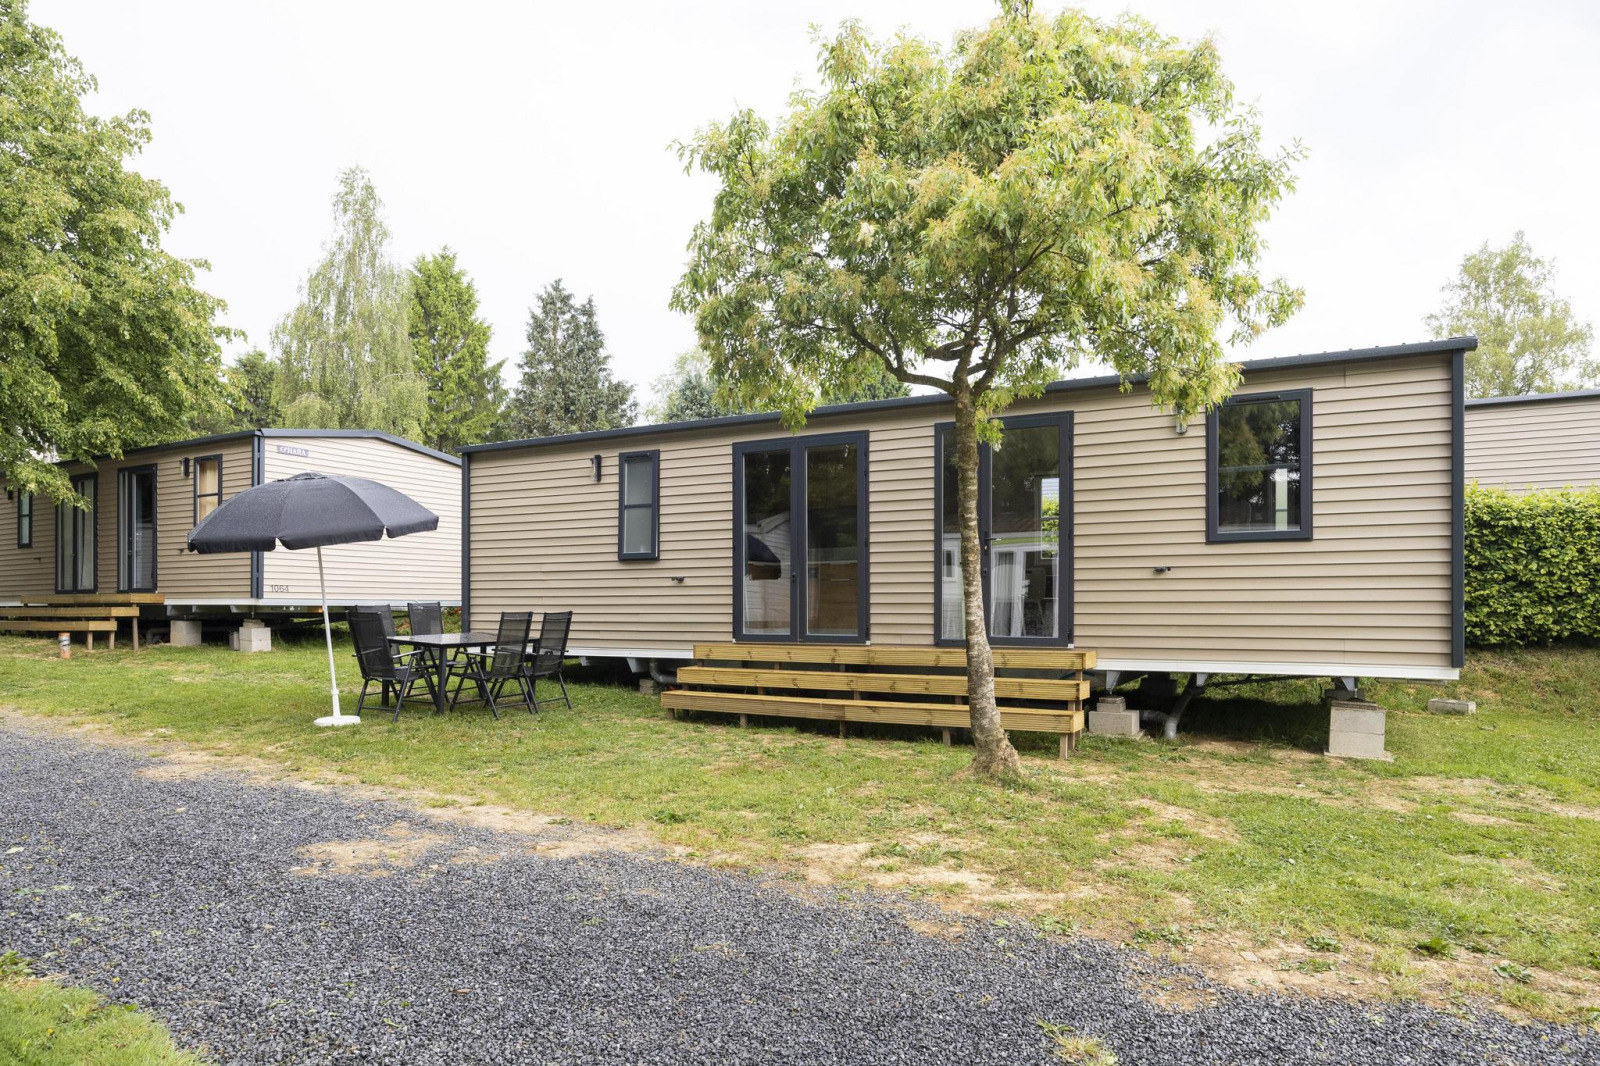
[661,643,1095,758]
[0,594,165,651]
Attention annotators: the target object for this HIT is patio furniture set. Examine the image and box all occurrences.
[347,603,573,722]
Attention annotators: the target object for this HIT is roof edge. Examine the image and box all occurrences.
[461,336,1480,455]
[61,429,461,468]
[1464,387,1600,408]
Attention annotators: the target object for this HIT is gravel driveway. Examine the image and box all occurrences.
[1,721,1595,1065]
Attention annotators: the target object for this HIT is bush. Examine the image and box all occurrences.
[1465,484,1600,646]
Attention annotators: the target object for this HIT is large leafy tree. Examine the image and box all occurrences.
[650,348,909,423]
[408,248,506,451]
[0,1,231,501]
[1426,232,1595,398]
[270,167,425,437]
[673,2,1301,776]
[189,348,280,433]
[506,280,637,438]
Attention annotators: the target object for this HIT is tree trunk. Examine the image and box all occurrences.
[953,390,1023,778]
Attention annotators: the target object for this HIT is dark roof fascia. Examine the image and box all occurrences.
[57,429,461,469]
[460,336,1481,456]
[1464,388,1600,408]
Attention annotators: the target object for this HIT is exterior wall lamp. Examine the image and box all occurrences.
[591,454,603,482]
[181,457,192,478]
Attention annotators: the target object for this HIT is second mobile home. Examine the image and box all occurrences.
[461,338,1474,686]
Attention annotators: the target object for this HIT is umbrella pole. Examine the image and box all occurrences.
[313,545,359,727]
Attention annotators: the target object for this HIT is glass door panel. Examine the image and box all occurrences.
[938,428,964,641]
[740,448,793,637]
[56,474,96,592]
[804,443,861,638]
[988,425,1059,639]
[120,468,156,591]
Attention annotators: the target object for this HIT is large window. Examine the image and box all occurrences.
[16,492,31,548]
[733,433,869,642]
[934,413,1071,646]
[1207,389,1312,542]
[194,455,222,525]
[617,450,660,560]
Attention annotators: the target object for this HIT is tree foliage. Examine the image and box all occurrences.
[189,348,280,434]
[408,247,505,451]
[0,1,232,501]
[650,348,909,424]
[673,3,1301,775]
[270,167,426,437]
[1426,232,1595,398]
[506,280,637,439]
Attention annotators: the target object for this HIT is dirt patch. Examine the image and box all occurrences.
[1130,800,1240,843]
[1450,810,1518,827]
[290,822,447,878]
[905,917,967,941]
[1133,971,1223,1012]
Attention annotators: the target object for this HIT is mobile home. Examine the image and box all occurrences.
[0,430,461,636]
[1464,388,1600,491]
[461,338,1474,690]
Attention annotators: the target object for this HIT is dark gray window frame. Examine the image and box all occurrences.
[117,463,159,594]
[16,491,31,548]
[932,411,1074,648]
[55,472,98,594]
[731,431,871,644]
[617,449,661,561]
[192,453,223,527]
[1206,388,1314,543]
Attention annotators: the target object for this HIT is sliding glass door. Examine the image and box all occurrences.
[119,466,158,592]
[55,473,97,593]
[734,433,868,642]
[936,413,1071,646]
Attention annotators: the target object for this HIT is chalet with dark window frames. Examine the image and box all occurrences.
[461,338,1476,684]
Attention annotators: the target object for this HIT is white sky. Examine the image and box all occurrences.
[36,0,1600,405]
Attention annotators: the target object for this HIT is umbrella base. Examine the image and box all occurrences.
[314,713,362,728]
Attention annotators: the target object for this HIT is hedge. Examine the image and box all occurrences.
[1465,484,1600,646]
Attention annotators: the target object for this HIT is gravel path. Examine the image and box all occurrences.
[1,723,1595,1065]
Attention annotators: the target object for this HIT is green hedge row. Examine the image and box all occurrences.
[1465,484,1600,646]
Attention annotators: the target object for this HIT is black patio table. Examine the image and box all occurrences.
[387,631,497,715]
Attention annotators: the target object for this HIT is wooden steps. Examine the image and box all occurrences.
[1,595,161,651]
[662,643,1095,759]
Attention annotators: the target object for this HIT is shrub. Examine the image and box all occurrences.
[1465,484,1600,646]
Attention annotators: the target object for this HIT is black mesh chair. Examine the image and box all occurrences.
[449,611,534,718]
[524,611,573,711]
[350,608,435,722]
[407,601,443,637]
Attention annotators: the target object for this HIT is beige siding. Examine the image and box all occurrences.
[468,351,1457,676]
[1464,395,1600,491]
[0,439,255,602]
[261,436,461,606]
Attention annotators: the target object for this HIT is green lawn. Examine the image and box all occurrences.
[1,632,1598,1025]
[0,952,203,1065]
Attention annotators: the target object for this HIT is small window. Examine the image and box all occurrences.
[194,456,222,525]
[16,491,32,548]
[1207,389,1312,542]
[617,450,660,560]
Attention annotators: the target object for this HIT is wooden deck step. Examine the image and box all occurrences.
[693,642,1095,672]
[677,665,1089,701]
[661,689,1085,735]
[0,606,140,619]
[0,619,118,633]
[22,593,164,606]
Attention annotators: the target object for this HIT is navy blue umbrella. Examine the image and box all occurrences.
[188,472,440,727]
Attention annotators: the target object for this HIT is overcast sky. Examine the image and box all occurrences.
[35,0,1600,404]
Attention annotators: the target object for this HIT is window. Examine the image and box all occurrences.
[16,492,31,548]
[617,450,659,560]
[1207,389,1312,542]
[194,455,222,525]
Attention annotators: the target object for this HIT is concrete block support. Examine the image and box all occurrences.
[233,618,272,654]
[1327,700,1391,761]
[1089,696,1142,738]
[169,619,202,647]
[1427,698,1477,716]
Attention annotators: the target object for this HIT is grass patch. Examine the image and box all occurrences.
[0,951,203,1064]
[2,634,1600,1024]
